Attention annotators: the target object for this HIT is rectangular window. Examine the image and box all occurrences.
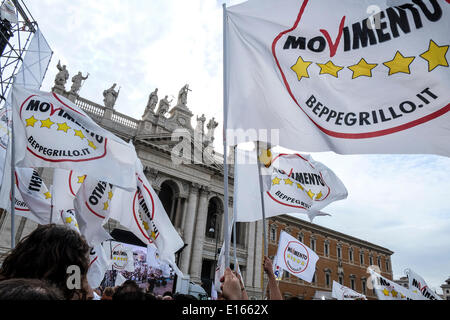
[270,228,276,242]
[369,256,373,266]
[324,243,329,256]
[360,253,364,265]
[362,280,366,294]
[377,256,381,268]
[338,276,343,285]
[311,239,316,251]
[325,273,330,287]
[351,279,355,290]
[337,247,341,259]
[386,260,390,272]
[349,250,353,262]
[312,273,316,283]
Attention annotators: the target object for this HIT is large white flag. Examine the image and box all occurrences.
[107,241,135,273]
[60,208,111,289]
[15,167,52,224]
[226,0,450,156]
[369,268,415,300]
[274,230,319,282]
[405,268,443,300]
[331,280,367,300]
[52,169,86,221]
[109,160,184,276]
[234,147,346,222]
[73,176,113,246]
[11,86,138,190]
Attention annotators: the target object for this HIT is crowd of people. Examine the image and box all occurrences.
[0,224,283,300]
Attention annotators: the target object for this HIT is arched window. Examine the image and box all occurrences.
[159,180,180,227]
[205,197,223,239]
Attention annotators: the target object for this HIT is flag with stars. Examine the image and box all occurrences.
[331,280,367,300]
[274,230,319,282]
[405,268,443,300]
[15,167,53,224]
[369,268,415,300]
[109,159,184,276]
[11,85,139,190]
[73,175,113,246]
[52,168,87,221]
[234,147,346,222]
[226,0,450,156]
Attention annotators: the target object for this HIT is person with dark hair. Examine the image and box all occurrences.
[172,293,198,300]
[112,280,146,300]
[101,287,115,300]
[0,224,91,300]
[0,278,64,300]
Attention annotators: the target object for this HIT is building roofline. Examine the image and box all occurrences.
[272,214,394,256]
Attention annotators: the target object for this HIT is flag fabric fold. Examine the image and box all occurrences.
[405,268,443,300]
[331,280,367,300]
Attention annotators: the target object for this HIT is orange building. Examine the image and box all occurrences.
[266,215,394,300]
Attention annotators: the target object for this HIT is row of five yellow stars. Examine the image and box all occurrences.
[272,176,323,200]
[382,288,405,299]
[25,116,97,150]
[291,39,448,80]
[287,253,306,265]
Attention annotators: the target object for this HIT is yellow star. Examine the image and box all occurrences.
[272,177,281,185]
[88,140,97,150]
[291,56,312,81]
[65,217,73,224]
[283,178,293,186]
[74,223,79,229]
[143,221,149,231]
[316,60,344,78]
[43,191,51,199]
[391,290,398,298]
[296,183,304,190]
[383,51,415,75]
[25,116,39,127]
[74,129,85,139]
[348,58,377,79]
[103,202,109,210]
[57,122,71,133]
[420,39,449,72]
[307,189,315,199]
[40,118,54,129]
[400,294,405,299]
[382,288,390,296]
[301,261,305,266]
[258,148,272,167]
[77,175,86,184]
[150,231,156,239]
[108,190,113,200]
[316,191,323,200]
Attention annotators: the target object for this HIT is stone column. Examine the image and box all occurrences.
[245,221,256,288]
[189,186,210,283]
[174,197,183,229]
[180,197,189,233]
[179,183,200,274]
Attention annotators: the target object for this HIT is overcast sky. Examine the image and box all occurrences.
[24,0,450,294]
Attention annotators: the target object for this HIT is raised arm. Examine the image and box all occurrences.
[263,256,283,300]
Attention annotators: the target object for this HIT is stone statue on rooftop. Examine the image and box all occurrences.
[52,60,69,92]
[103,83,120,109]
[143,88,158,118]
[195,113,206,133]
[156,95,172,117]
[70,71,89,95]
[205,117,218,145]
[177,84,191,107]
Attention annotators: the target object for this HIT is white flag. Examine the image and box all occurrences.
[11,86,138,190]
[15,167,52,224]
[226,0,450,156]
[87,243,111,289]
[0,0,17,23]
[73,176,113,246]
[108,241,135,273]
[369,268,415,300]
[109,160,184,276]
[405,268,443,300]
[234,147,346,222]
[274,230,319,282]
[115,271,127,287]
[331,280,367,300]
[146,244,162,269]
[52,169,86,216]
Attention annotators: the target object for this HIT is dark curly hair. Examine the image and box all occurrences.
[0,224,90,300]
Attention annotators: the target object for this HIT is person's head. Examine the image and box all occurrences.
[0,278,64,300]
[162,291,173,298]
[173,293,198,300]
[112,281,145,300]
[101,287,115,300]
[0,224,91,300]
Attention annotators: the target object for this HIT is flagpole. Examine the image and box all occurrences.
[10,88,16,249]
[222,3,230,268]
[232,148,238,271]
[49,184,54,224]
[256,142,268,257]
